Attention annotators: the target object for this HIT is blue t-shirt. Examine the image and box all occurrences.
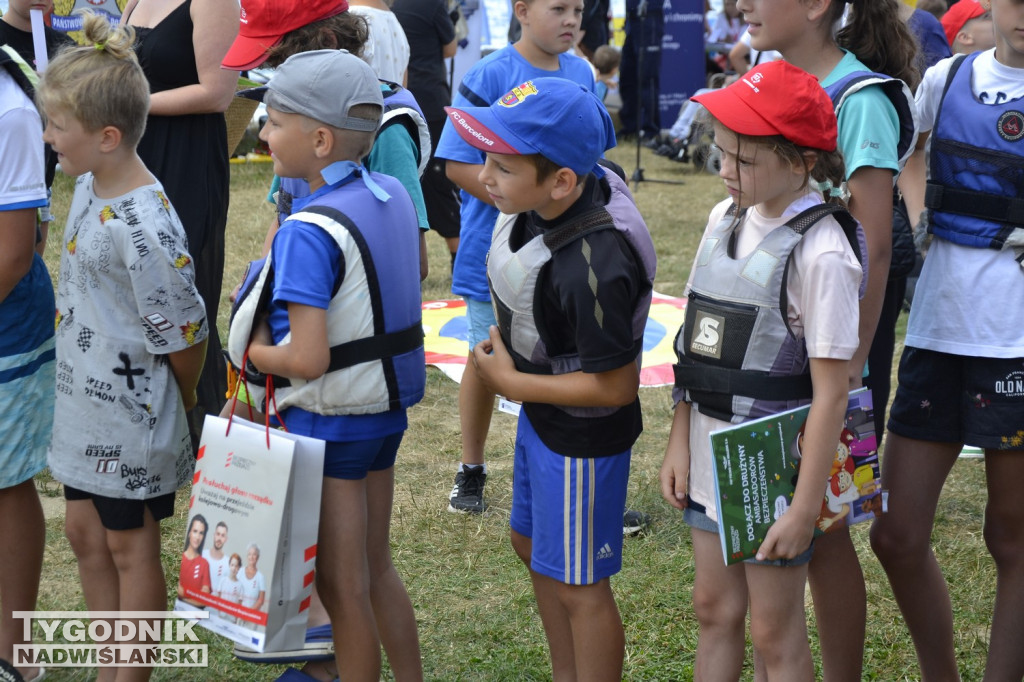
[267,172,407,442]
[436,44,595,302]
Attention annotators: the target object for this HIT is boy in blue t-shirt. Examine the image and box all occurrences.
[436,0,595,514]
[446,77,656,681]
[231,49,426,681]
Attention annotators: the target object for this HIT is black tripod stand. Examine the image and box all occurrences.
[627,0,684,190]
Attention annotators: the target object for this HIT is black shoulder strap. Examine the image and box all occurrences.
[778,203,861,337]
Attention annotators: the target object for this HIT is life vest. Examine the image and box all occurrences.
[228,172,425,416]
[824,70,918,176]
[276,82,431,219]
[673,203,862,423]
[924,52,1024,252]
[486,171,656,418]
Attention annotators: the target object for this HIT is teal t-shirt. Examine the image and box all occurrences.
[821,50,901,179]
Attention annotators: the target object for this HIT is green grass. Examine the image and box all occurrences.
[34,147,994,680]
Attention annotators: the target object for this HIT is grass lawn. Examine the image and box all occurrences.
[34,144,994,680]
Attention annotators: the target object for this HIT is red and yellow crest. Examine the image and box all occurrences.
[499,81,539,108]
[99,206,117,224]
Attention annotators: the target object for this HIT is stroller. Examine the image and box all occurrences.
[652,72,726,174]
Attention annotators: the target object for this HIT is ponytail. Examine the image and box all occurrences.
[830,0,920,91]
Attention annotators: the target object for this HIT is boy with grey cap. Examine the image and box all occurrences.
[228,49,427,681]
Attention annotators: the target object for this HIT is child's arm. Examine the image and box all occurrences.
[472,325,639,408]
[659,401,692,511]
[755,357,848,561]
[0,207,36,303]
[847,167,897,385]
[246,304,330,382]
[168,340,208,412]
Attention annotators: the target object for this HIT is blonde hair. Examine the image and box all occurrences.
[36,12,149,147]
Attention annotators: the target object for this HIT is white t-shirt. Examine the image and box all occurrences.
[0,72,46,211]
[217,575,244,603]
[908,50,1024,357]
[47,177,208,498]
[686,194,862,521]
[203,550,231,588]
[239,569,266,609]
[350,6,410,84]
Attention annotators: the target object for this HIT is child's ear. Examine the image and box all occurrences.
[312,126,335,159]
[549,167,579,201]
[513,0,530,24]
[803,0,831,23]
[800,150,818,175]
[98,125,122,153]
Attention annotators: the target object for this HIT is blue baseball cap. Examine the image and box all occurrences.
[445,78,616,175]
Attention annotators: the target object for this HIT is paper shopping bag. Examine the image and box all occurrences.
[174,414,324,653]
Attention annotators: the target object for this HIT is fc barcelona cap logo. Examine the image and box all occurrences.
[998,111,1024,142]
[499,81,539,108]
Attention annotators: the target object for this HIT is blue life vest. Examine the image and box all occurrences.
[823,70,918,175]
[276,82,431,220]
[924,52,1024,250]
[228,172,425,415]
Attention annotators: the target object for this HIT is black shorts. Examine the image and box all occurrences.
[64,485,176,531]
[887,347,1024,450]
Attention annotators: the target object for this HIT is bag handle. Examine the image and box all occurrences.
[225,346,289,448]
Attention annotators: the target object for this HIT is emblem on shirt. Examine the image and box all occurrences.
[500,81,539,108]
[997,111,1024,142]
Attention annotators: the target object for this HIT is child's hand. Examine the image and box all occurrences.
[756,510,815,562]
[471,325,514,394]
[659,446,690,510]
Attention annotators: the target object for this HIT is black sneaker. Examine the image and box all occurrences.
[623,509,651,537]
[448,465,488,513]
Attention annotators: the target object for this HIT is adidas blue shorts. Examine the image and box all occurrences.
[510,412,631,585]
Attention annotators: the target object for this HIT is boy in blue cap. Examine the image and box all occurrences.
[446,77,657,681]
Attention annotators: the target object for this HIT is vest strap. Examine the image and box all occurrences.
[925,182,1024,229]
[273,323,424,388]
[673,357,814,401]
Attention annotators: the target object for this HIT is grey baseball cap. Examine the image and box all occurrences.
[239,49,383,132]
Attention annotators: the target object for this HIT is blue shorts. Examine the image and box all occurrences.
[682,499,814,568]
[465,298,497,348]
[510,412,631,585]
[888,347,1024,450]
[323,432,404,480]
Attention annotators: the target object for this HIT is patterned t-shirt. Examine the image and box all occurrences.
[48,175,207,499]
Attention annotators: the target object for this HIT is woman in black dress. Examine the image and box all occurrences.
[122,0,239,445]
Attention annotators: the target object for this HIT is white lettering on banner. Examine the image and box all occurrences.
[13,611,208,669]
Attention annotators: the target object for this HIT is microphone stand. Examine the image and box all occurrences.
[629,0,684,189]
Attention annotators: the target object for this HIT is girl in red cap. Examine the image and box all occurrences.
[661,59,864,682]
[734,1,921,677]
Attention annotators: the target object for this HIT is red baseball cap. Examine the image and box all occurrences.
[940,0,986,48]
[222,0,350,71]
[691,61,837,152]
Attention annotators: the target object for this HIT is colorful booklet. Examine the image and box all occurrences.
[710,388,886,565]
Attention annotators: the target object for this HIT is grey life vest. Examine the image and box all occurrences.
[674,202,861,423]
[487,171,657,418]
